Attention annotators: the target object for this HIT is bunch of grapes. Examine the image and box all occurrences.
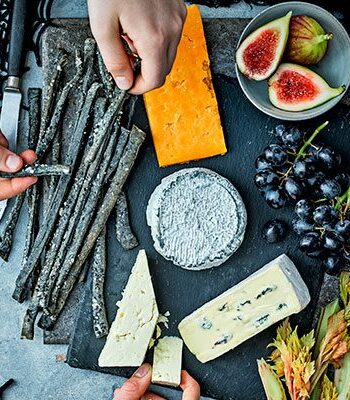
[254,121,350,275]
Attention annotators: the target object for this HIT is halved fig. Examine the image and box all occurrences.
[268,63,345,112]
[236,11,292,81]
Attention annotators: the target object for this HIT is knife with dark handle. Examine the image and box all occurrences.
[0,0,28,219]
[8,0,28,79]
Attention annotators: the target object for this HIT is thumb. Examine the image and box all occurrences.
[95,24,134,91]
[181,371,201,400]
[0,145,23,173]
[113,364,152,400]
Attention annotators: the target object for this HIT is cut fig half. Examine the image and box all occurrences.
[268,63,345,112]
[236,11,292,81]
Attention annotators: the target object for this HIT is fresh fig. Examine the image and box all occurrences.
[236,11,292,81]
[286,15,333,65]
[268,63,345,112]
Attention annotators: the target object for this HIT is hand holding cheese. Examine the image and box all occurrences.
[113,364,201,400]
[87,0,187,94]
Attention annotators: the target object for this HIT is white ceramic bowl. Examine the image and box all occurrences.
[235,2,350,121]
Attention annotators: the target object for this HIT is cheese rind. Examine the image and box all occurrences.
[178,254,310,363]
[98,250,159,367]
[143,5,227,167]
[152,336,183,387]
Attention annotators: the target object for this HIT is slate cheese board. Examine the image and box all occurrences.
[67,73,350,399]
[37,13,347,400]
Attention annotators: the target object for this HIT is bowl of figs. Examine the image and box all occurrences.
[235,1,350,120]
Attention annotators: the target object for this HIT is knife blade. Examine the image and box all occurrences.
[0,0,28,220]
[0,78,22,151]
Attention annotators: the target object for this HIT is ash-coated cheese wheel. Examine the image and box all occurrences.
[146,168,247,270]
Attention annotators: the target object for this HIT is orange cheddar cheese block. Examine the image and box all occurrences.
[143,5,227,167]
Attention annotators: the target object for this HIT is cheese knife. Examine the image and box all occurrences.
[0,0,28,219]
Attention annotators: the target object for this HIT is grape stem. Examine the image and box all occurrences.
[279,121,329,181]
[295,121,329,161]
[336,185,350,212]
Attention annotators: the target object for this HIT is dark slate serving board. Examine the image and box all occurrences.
[67,73,350,400]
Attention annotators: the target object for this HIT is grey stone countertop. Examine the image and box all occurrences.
[0,1,345,399]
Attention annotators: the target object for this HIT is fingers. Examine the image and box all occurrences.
[166,39,180,75]
[141,392,166,400]
[0,145,24,173]
[0,131,9,147]
[166,9,187,74]
[113,363,152,400]
[0,177,38,201]
[20,149,37,165]
[129,16,186,95]
[180,371,201,400]
[91,22,134,90]
[0,146,38,200]
[129,46,167,95]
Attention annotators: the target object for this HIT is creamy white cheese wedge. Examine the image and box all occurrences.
[178,254,310,363]
[152,336,183,387]
[99,250,159,367]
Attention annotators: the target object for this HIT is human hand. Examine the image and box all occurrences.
[88,0,187,95]
[0,131,38,201]
[113,363,201,400]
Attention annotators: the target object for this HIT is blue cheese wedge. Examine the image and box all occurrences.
[178,254,310,363]
[146,168,247,270]
[152,336,183,387]
[98,250,159,367]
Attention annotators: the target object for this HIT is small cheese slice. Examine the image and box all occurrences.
[178,254,310,363]
[152,336,183,387]
[99,250,159,367]
[143,5,227,167]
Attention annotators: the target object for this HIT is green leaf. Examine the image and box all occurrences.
[340,272,350,309]
[257,359,287,400]
[301,330,316,350]
[320,375,339,400]
[335,353,350,400]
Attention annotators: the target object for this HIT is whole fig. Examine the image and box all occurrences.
[286,15,333,65]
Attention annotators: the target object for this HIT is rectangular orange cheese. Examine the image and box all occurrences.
[143,5,227,167]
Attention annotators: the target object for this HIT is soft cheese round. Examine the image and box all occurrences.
[146,168,247,270]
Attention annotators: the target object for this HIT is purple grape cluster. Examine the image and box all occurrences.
[255,122,350,275]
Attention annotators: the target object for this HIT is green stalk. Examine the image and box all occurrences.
[257,359,287,400]
[340,272,350,308]
[310,300,341,399]
[335,353,350,400]
[296,121,329,161]
[310,363,329,395]
[310,382,322,400]
[314,33,334,44]
[335,186,350,210]
[314,300,341,358]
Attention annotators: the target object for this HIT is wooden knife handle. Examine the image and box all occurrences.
[8,0,28,78]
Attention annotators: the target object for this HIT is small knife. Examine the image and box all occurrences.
[0,0,28,219]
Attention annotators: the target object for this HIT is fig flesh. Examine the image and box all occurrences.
[287,15,333,65]
[268,63,345,112]
[236,11,292,81]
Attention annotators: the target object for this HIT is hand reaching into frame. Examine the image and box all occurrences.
[113,363,201,400]
[88,0,187,95]
[0,131,37,201]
